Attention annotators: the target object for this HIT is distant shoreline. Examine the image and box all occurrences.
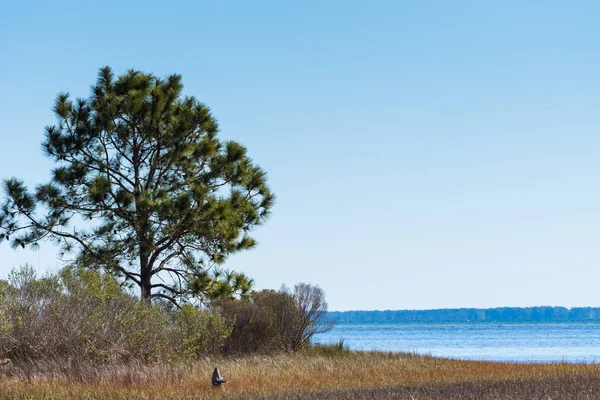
[328,306,600,323]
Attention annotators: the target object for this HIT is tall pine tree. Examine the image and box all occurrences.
[0,67,274,305]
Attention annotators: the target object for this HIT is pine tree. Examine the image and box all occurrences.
[0,67,274,305]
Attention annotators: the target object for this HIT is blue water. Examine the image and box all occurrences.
[313,322,600,363]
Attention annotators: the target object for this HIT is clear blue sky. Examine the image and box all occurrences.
[1,1,599,311]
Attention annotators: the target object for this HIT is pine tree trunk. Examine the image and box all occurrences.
[140,253,152,301]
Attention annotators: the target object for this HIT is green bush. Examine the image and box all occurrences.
[0,266,335,367]
[0,267,171,363]
[173,305,232,358]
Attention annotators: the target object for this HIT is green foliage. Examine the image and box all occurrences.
[115,301,174,362]
[0,66,274,305]
[0,266,334,366]
[0,266,234,364]
[189,268,254,302]
[173,305,232,358]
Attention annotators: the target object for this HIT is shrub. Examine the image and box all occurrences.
[172,305,232,358]
[0,266,176,364]
[252,289,303,351]
[218,297,282,354]
[0,266,335,367]
[216,284,335,353]
[289,283,335,350]
[0,265,64,362]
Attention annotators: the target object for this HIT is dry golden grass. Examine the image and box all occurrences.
[2,349,600,399]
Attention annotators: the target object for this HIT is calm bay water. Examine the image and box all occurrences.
[313,322,600,363]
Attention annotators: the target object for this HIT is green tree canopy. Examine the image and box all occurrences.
[0,66,274,305]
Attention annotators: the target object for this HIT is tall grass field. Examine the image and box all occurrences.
[2,348,600,399]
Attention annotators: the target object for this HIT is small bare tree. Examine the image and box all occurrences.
[289,283,335,350]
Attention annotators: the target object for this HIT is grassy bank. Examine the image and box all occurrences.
[2,349,600,399]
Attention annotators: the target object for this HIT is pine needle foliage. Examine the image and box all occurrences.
[0,66,274,305]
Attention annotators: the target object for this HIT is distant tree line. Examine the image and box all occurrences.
[329,307,600,323]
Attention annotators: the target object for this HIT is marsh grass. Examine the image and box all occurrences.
[2,348,600,399]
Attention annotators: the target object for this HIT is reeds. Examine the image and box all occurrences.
[2,348,600,399]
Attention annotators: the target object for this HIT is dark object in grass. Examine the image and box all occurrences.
[212,367,226,387]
